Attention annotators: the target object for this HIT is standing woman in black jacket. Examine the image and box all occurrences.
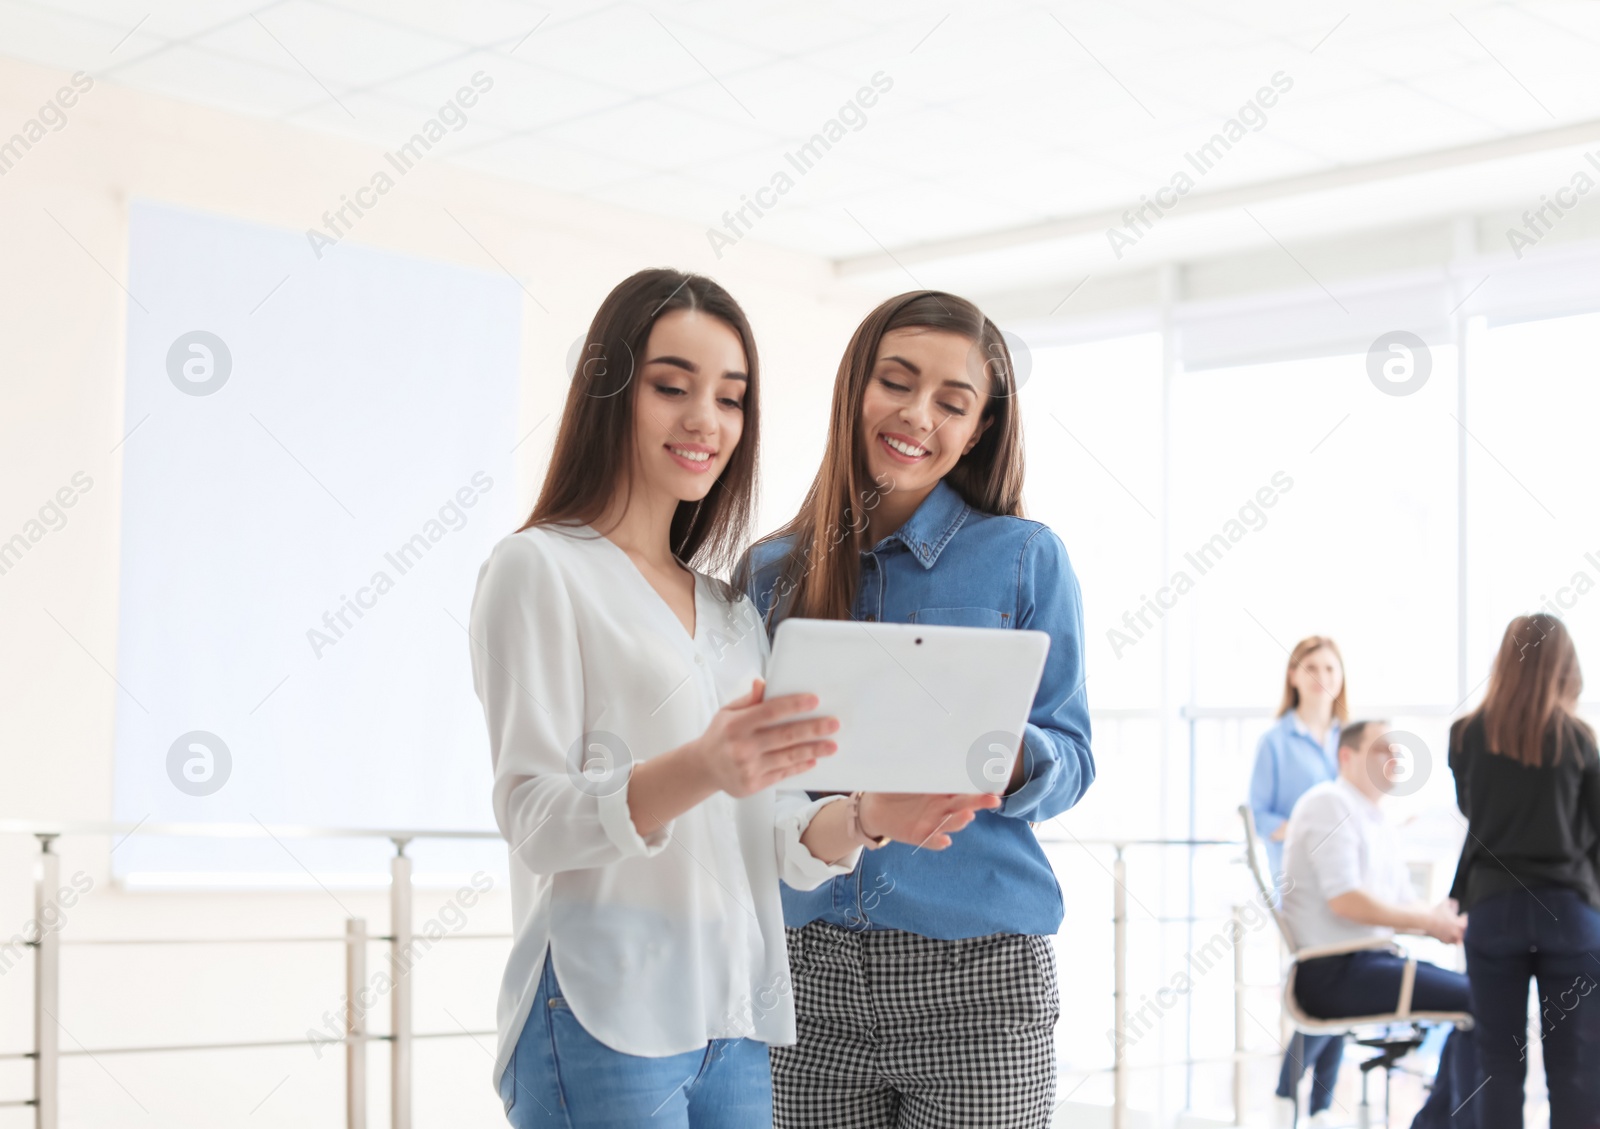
[1449,613,1600,1129]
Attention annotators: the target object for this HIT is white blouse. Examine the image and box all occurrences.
[468,523,859,1081]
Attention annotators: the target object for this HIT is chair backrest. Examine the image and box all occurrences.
[1238,804,1300,953]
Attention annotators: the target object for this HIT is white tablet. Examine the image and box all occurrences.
[762,617,1051,794]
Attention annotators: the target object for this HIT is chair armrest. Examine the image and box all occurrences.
[1294,934,1399,962]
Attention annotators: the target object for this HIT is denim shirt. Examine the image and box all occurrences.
[741,479,1094,939]
[1248,710,1341,877]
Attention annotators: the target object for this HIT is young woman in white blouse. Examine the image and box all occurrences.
[468,269,995,1128]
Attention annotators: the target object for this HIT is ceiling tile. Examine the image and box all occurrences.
[542,96,769,171]
[1268,84,1494,164]
[196,1,463,89]
[0,0,164,71]
[317,0,546,47]
[447,132,651,195]
[829,179,1047,250]
[586,169,732,227]
[282,87,510,155]
[41,0,263,43]
[100,40,342,119]
[722,201,877,257]
[510,4,776,100]
[379,52,636,136]
[680,7,877,56]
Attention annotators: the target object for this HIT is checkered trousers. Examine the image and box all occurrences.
[771,921,1060,1129]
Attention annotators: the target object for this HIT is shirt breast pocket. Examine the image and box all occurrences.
[907,606,1009,628]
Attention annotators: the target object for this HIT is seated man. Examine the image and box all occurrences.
[1280,720,1480,1129]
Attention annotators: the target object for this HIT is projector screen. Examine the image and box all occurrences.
[111,201,521,886]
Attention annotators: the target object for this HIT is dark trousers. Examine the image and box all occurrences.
[1465,886,1600,1129]
[1275,1032,1344,1114]
[1294,949,1479,1129]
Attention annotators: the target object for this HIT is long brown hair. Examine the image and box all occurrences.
[1470,613,1591,767]
[517,269,759,575]
[753,291,1024,623]
[1277,635,1350,723]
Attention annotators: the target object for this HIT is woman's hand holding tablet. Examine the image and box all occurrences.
[856,791,1002,850]
[690,678,841,797]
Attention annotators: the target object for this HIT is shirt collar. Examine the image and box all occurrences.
[871,479,972,570]
[1286,710,1340,750]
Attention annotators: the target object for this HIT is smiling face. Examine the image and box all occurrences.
[856,327,992,500]
[629,308,748,505]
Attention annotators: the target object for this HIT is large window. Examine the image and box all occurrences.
[1172,345,1462,840]
[1170,347,1461,712]
[1021,334,1165,713]
[1020,287,1600,1121]
[1019,333,1164,850]
[1466,311,1600,687]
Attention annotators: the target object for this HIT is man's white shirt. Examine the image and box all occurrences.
[1281,776,1415,950]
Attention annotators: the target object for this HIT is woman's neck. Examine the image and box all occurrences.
[1296,700,1334,737]
[593,479,682,569]
[863,482,932,546]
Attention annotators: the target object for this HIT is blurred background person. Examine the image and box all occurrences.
[1251,636,1349,1126]
[1450,614,1600,1129]
[1282,721,1479,1129]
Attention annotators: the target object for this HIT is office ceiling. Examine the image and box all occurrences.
[5,0,1600,278]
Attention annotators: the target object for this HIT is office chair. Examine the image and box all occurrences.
[1238,805,1473,1128]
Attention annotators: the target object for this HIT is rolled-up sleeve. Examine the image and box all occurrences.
[470,534,673,874]
[1299,795,1364,901]
[774,791,861,889]
[999,527,1094,821]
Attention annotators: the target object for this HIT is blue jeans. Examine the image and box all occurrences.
[1275,1032,1343,1114]
[1294,949,1480,1129]
[499,954,773,1128]
[1465,886,1600,1129]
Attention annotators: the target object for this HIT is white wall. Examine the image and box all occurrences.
[0,52,878,1128]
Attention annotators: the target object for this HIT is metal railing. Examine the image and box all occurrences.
[1,820,1279,1129]
[0,820,505,1129]
[1044,837,1275,1129]
[10,709,1480,1129]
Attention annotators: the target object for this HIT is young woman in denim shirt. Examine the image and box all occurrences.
[740,290,1094,1128]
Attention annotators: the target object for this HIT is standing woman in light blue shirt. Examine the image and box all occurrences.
[739,290,1094,1129]
[1250,634,1348,1127]
[1251,637,1348,875]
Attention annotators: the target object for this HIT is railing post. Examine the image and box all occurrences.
[1113,846,1127,1129]
[346,918,367,1129]
[390,839,412,1129]
[33,834,59,1129]
[1233,903,1246,1126]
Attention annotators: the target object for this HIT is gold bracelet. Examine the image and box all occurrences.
[849,791,890,849]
